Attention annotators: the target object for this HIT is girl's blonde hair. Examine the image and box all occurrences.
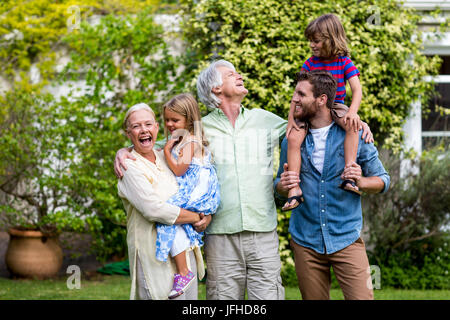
[163,93,209,151]
[305,14,350,58]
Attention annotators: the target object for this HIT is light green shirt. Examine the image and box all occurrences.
[203,107,287,234]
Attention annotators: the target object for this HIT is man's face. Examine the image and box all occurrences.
[291,80,320,121]
[215,66,248,99]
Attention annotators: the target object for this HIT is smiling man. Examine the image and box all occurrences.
[274,70,390,300]
[196,60,287,300]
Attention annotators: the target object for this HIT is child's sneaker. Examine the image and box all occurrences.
[168,271,196,299]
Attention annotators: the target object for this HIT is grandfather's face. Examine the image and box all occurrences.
[291,80,320,121]
[216,66,248,98]
[126,109,159,156]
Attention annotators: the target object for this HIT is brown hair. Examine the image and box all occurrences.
[296,70,337,109]
[162,93,209,151]
[305,14,350,58]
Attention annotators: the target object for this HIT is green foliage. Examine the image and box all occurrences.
[178,0,441,151]
[56,8,176,260]
[0,3,175,261]
[363,148,450,289]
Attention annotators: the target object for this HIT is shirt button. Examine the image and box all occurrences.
[321,195,324,198]
[321,209,325,212]
[321,180,324,183]
[322,224,326,227]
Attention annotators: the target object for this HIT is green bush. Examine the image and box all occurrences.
[0,6,176,261]
[178,0,441,152]
[363,148,450,289]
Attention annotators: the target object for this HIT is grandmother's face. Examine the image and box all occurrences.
[126,109,159,155]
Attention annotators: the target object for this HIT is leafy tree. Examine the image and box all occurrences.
[178,0,441,152]
[0,1,174,260]
[177,0,444,283]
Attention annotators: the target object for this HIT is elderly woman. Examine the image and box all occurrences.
[117,103,205,300]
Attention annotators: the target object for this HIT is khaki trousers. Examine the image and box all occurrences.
[204,230,285,300]
[290,238,374,300]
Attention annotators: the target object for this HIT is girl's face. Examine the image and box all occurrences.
[310,36,325,58]
[164,108,187,135]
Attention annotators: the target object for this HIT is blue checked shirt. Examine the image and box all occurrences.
[274,123,390,254]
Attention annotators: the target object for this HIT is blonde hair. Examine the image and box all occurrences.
[123,103,156,131]
[162,93,209,151]
[305,14,350,58]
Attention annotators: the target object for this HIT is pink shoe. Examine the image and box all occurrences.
[168,271,196,299]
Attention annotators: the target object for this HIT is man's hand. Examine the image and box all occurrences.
[360,121,374,144]
[341,161,362,185]
[193,213,212,233]
[342,161,385,194]
[114,147,136,179]
[277,163,300,197]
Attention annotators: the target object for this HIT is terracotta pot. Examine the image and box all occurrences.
[5,228,63,279]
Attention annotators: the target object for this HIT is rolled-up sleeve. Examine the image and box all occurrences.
[358,143,390,194]
[118,160,180,225]
[273,137,288,201]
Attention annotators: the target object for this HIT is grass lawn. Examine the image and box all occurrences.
[0,274,449,300]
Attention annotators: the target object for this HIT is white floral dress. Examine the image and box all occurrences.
[155,140,220,262]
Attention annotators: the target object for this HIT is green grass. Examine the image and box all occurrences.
[0,275,448,300]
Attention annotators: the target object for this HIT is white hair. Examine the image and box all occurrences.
[123,103,156,130]
[197,59,236,109]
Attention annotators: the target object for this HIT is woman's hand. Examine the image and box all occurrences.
[193,213,212,233]
[114,147,136,179]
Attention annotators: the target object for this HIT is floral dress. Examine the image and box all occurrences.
[155,140,220,262]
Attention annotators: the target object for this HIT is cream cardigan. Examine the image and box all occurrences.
[118,149,205,300]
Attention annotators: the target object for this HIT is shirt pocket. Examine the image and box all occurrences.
[300,146,311,173]
[336,145,360,175]
[335,145,346,175]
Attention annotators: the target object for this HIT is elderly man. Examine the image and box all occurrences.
[196,60,287,300]
[274,70,390,300]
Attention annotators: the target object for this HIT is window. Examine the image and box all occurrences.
[423,56,450,149]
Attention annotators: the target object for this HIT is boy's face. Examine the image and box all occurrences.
[310,36,325,58]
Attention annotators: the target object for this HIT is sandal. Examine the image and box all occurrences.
[282,195,305,212]
[338,180,362,195]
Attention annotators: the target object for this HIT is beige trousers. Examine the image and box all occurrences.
[204,230,285,300]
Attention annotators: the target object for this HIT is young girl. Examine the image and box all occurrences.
[156,93,220,299]
[283,13,363,211]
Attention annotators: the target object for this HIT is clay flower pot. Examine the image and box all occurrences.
[5,228,63,279]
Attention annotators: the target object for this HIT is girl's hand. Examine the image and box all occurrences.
[164,136,180,153]
[344,112,361,132]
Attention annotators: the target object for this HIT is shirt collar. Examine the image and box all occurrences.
[213,105,246,117]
